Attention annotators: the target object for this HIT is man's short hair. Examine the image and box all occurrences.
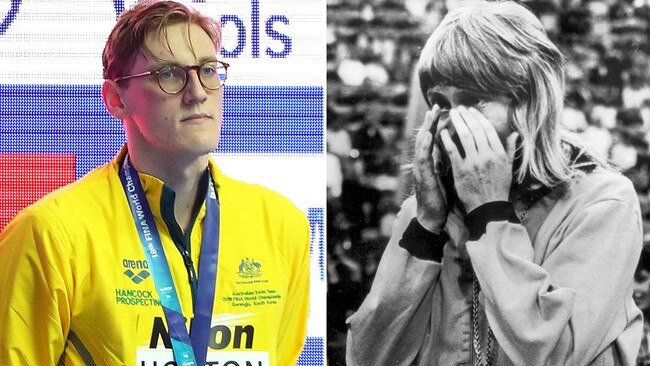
[102,0,222,81]
[417,0,575,188]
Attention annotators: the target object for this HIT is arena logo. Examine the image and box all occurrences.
[123,258,151,284]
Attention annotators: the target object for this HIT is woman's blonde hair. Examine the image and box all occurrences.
[417,0,574,188]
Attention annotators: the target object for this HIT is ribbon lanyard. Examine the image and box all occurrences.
[119,155,220,366]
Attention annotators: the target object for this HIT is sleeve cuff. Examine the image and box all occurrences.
[398,218,448,261]
[463,201,520,241]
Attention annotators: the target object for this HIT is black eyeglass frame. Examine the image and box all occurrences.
[113,60,230,95]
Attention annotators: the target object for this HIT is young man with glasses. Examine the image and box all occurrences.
[0,1,310,365]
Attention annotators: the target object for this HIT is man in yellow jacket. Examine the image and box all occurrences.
[0,1,310,365]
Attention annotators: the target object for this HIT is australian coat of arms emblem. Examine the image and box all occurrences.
[238,258,263,278]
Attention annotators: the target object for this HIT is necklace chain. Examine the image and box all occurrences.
[472,274,495,366]
[474,198,532,365]
[472,188,551,365]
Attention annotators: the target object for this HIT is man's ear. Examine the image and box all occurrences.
[102,80,129,120]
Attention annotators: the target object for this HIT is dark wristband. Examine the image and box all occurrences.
[463,201,520,241]
[398,218,448,261]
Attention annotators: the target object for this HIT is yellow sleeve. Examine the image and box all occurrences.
[275,207,311,365]
[0,206,73,364]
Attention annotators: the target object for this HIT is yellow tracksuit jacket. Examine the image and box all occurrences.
[0,148,310,365]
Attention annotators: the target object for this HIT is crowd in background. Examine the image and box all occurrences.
[326,0,650,364]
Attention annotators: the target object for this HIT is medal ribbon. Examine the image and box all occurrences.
[119,155,220,366]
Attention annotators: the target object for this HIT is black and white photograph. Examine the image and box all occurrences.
[327,0,650,365]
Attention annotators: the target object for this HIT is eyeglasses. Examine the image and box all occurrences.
[113,60,229,95]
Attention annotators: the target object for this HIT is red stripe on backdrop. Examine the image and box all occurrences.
[0,154,76,231]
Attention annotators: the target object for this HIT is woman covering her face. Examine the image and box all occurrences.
[346,1,644,365]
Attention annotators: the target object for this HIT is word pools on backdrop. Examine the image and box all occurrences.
[1,0,292,58]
